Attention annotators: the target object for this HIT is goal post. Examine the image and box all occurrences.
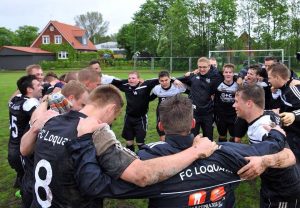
[209,49,284,70]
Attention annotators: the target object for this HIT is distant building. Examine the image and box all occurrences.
[0,46,54,70]
[0,20,97,69]
[31,20,97,59]
[95,42,126,58]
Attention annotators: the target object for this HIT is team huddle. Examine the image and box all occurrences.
[7,57,300,208]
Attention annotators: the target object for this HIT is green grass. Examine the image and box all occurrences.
[0,68,260,208]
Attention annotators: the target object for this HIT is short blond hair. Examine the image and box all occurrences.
[78,68,101,83]
[88,85,124,110]
[61,80,87,100]
[197,57,210,65]
[26,64,41,75]
[64,71,78,83]
[223,63,235,72]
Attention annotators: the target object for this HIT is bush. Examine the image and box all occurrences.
[77,52,99,61]
[40,60,89,70]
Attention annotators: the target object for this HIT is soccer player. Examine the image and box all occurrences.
[89,60,116,84]
[214,64,238,142]
[77,68,101,91]
[8,75,42,189]
[233,84,300,207]
[267,63,300,161]
[151,70,186,141]
[135,94,293,207]
[31,85,217,207]
[242,64,272,109]
[20,81,89,208]
[178,57,223,140]
[110,71,160,151]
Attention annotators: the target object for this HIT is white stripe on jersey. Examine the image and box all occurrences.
[247,115,273,144]
[147,141,166,148]
[293,109,300,116]
[290,86,300,100]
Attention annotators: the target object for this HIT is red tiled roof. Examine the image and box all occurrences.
[32,20,96,51]
[2,46,54,54]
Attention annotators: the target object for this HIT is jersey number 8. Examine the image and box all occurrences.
[35,159,53,207]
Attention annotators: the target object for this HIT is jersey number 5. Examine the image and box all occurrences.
[10,115,18,138]
[35,159,53,207]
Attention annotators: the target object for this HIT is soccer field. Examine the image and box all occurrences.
[0,68,260,207]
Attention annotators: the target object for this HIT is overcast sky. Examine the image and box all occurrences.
[0,0,146,35]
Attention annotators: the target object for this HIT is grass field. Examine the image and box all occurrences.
[0,68,261,208]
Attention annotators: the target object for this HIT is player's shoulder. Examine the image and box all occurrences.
[23,98,39,112]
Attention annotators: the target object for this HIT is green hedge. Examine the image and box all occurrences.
[77,52,99,61]
[40,60,89,70]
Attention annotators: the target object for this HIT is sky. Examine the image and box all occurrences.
[0,0,146,35]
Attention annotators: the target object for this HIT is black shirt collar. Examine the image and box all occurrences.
[165,134,194,150]
[68,110,87,119]
[280,78,293,90]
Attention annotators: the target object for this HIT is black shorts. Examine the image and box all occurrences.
[8,143,24,179]
[215,113,236,137]
[192,113,214,140]
[122,114,148,143]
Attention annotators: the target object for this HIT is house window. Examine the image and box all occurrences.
[42,35,50,44]
[58,51,68,59]
[54,35,62,44]
[82,37,87,45]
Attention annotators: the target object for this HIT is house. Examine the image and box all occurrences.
[95,41,126,58]
[0,46,55,70]
[31,20,97,59]
[0,20,97,69]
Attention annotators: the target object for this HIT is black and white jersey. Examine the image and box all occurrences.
[247,111,280,144]
[214,81,238,116]
[8,94,39,145]
[178,70,223,116]
[278,80,300,160]
[112,79,159,117]
[151,83,186,105]
[247,111,300,202]
[278,81,300,136]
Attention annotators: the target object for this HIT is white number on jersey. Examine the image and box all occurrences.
[35,159,53,207]
[10,115,18,138]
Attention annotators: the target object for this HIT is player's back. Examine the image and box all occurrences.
[138,136,248,207]
[32,111,94,208]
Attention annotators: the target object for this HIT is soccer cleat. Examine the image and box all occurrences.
[15,190,21,198]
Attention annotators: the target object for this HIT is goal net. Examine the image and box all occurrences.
[209,49,284,71]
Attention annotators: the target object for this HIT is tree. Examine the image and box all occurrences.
[239,0,259,50]
[74,11,109,42]
[158,0,191,57]
[0,27,16,47]
[15,25,39,46]
[255,0,289,49]
[209,0,238,50]
[187,0,211,56]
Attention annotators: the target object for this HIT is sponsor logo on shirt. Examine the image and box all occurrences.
[188,186,226,207]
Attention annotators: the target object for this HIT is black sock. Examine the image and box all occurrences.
[126,144,135,152]
[218,137,227,142]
